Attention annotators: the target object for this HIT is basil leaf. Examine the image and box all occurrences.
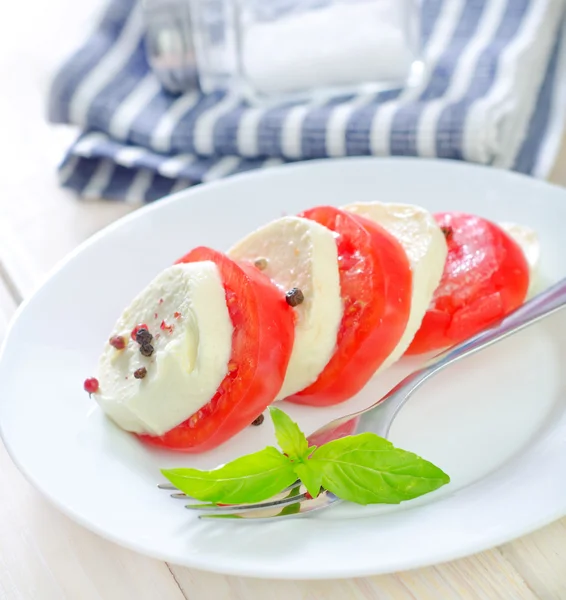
[294,461,323,498]
[269,406,309,460]
[310,433,450,505]
[162,447,296,504]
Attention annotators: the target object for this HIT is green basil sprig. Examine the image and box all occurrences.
[162,407,449,506]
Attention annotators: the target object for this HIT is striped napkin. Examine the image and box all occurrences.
[49,0,566,203]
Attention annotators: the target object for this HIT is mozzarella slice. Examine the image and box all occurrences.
[499,222,540,297]
[96,262,233,436]
[228,216,342,399]
[344,202,447,370]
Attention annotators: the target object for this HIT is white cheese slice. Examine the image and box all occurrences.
[228,216,342,399]
[96,262,233,436]
[344,202,448,371]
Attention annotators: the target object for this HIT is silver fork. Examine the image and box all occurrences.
[160,276,566,520]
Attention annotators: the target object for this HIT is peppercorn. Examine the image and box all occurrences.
[131,323,149,341]
[134,367,147,379]
[285,288,304,307]
[140,343,154,357]
[109,335,126,350]
[251,414,265,426]
[84,377,99,394]
[254,257,268,270]
[135,328,153,345]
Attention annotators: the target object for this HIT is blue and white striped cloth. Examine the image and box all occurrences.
[50,0,566,203]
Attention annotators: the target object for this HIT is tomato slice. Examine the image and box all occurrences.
[406,212,529,355]
[138,247,294,452]
[287,206,412,406]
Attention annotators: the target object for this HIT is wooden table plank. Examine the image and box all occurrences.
[170,549,538,599]
[0,198,131,300]
[500,520,566,600]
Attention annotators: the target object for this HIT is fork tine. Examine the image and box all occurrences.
[157,483,177,490]
[199,491,340,520]
[164,479,301,500]
[186,489,307,513]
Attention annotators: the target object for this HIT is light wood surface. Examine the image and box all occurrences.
[2,1,566,597]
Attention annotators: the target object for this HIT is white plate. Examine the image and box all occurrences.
[1,158,566,580]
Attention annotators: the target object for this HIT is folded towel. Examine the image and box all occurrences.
[50,0,566,203]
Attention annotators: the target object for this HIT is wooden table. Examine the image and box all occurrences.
[2,3,566,598]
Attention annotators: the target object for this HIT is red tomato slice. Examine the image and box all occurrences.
[406,212,529,355]
[138,247,294,452]
[286,206,412,406]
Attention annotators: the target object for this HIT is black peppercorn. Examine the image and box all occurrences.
[135,328,153,345]
[285,288,304,307]
[251,414,265,426]
[140,343,154,357]
[134,367,147,379]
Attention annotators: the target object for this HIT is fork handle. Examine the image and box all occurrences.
[355,276,566,438]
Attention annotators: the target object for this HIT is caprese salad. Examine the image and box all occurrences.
[85,202,539,453]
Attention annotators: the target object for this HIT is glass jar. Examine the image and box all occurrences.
[232,0,422,105]
[142,0,237,94]
[143,0,422,103]
[188,0,238,93]
[142,0,200,94]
